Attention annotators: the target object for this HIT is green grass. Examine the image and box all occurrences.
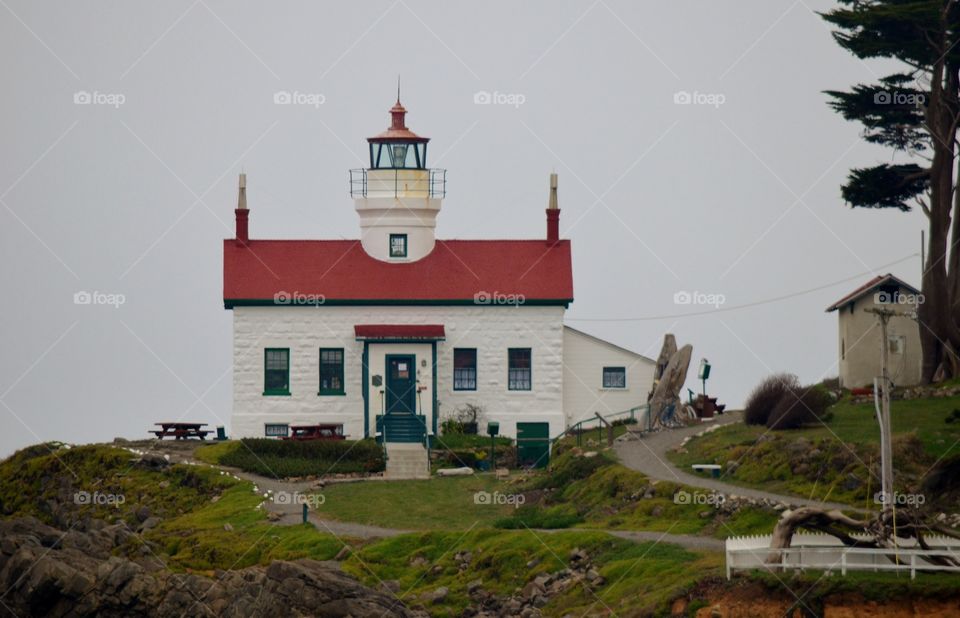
[318,475,518,530]
[0,443,234,527]
[342,528,721,616]
[193,440,238,465]
[149,481,344,571]
[670,393,960,507]
[548,455,779,538]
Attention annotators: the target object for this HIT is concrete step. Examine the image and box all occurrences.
[384,444,430,480]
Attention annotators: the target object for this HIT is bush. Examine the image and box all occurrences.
[744,373,800,425]
[493,504,583,529]
[766,384,834,430]
[220,438,384,477]
[530,450,613,490]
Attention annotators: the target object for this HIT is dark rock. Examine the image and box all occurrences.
[135,505,151,523]
[136,453,170,470]
[0,517,414,617]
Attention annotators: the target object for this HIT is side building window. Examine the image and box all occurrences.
[602,366,626,389]
[453,348,477,390]
[319,348,345,395]
[265,423,288,438]
[264,348,290,395]
[508,348,532,391]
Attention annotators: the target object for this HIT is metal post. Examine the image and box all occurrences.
[302,502,308,524]
[490,432,495,472]
[866,307,900,512]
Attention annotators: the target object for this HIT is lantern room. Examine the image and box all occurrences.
[367,100,429,169]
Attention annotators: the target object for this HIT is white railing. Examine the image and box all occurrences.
[726,533,960,579]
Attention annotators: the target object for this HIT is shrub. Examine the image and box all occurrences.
[766,384,834,430]
[744,373,800,425]
[493,504,582,529]
[530,451,613,490]
[220,438,385,477]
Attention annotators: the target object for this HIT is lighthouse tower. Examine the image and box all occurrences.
[351,97,445,262]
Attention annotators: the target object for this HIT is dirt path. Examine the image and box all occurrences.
[613,412,858,511]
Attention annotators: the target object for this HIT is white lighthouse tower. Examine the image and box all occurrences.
[351,96,445,262]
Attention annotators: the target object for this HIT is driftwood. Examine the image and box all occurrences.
[654,334,677,381]
[766,506,960,569]
[649,344,692,428]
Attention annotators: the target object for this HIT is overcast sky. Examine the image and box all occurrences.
[0,1,922,456]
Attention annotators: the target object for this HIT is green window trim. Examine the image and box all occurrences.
[389,233,408,258]
[602,366,626,389]
[319,347,346,395]
[508,348,532,391]
[263,348,291,396]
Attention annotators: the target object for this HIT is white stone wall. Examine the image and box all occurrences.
[231,305,567,440]
[561,327,655,427]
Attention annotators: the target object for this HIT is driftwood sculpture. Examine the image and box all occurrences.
[649,343,692,428]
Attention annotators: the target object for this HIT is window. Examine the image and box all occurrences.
[264,348,290,395]
[319,348,345,395]
[389,234,407,258]
[508,348,532,391]
[453,348,477,391]
[888,335,905,355]
[603,366,626,389]
[264,423,288,438]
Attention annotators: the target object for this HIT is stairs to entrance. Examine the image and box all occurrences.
[377,413,427,444]
[385,443,429,480]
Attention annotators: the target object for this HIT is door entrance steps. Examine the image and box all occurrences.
[384,443,430,480]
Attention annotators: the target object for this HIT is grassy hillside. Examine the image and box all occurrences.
[343,529,720,617]
[670,392,960,508]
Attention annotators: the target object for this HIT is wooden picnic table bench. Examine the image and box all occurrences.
[151,422,211,440]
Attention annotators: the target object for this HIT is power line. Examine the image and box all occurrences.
[565,253,920,323]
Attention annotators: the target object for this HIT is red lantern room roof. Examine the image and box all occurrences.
[368,98,429,143]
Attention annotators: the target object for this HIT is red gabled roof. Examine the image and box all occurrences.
[223,239,573,307]
[825,273,920,312]
[355,324,445,340]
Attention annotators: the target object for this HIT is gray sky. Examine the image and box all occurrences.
[0,1,923,456]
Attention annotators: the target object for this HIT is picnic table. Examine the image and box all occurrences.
[281,424,346,441]
[151,422,211,440]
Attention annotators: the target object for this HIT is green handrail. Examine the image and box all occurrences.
[551,405,650,447]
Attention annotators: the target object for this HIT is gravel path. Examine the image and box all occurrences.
[613,412,857,511]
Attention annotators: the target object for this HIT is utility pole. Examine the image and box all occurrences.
[865,305,914,511]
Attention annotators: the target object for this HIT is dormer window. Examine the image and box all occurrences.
[390,234,407,258]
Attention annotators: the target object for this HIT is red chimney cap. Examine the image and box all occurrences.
[368,97,429,143]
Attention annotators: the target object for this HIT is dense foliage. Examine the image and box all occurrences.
[219,438,385,477]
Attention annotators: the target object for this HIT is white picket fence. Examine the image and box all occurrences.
[726,533,960,579]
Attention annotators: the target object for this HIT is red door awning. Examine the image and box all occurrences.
[354,324,446,340]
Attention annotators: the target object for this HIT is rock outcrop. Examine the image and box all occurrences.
[0,517,412,617]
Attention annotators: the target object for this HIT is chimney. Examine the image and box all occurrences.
[546,173,560,245]
[235,173,249,246]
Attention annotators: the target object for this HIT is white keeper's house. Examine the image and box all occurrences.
[223,97,655,470]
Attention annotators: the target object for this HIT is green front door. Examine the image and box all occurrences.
[517,422,550,469]
[385,355,416,414]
